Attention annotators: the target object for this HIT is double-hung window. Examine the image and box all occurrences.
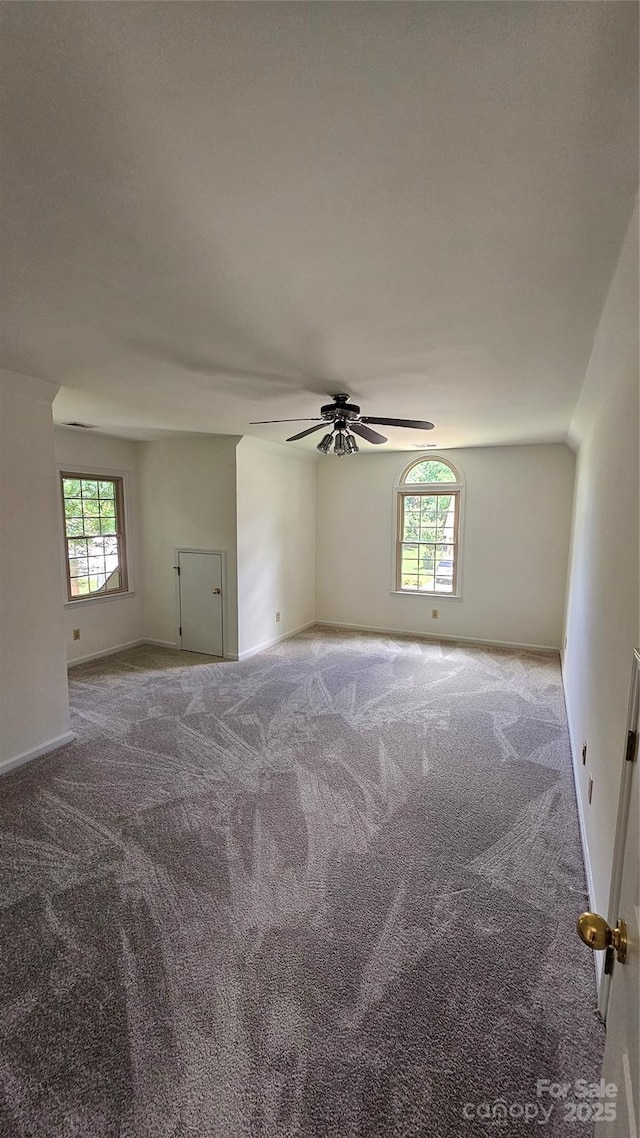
[60,473,128,601]
[396,457,462,595]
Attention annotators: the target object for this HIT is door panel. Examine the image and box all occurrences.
[178,551,223,657]
[596,652,639,1137]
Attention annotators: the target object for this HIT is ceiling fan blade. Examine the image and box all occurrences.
[249,417,322,425]
[286,423,329,442]
[360,416,435,430]
[350,421,387,445]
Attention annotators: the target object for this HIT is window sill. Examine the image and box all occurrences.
[390,590,463,601]
[64,590,136,608]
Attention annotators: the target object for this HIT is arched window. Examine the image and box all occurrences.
[396,456,463,595]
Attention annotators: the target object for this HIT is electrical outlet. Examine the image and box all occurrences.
[431,609,439,619]
[275,611,281,623]
[582,742,587,765]
[72,628,80,641]
[588,774,594,805]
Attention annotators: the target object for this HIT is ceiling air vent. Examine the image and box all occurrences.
[64,422,96,429]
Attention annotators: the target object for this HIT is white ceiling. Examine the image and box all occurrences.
[1,2,638,451]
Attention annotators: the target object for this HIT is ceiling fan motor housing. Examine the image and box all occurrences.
[321,394,361,421]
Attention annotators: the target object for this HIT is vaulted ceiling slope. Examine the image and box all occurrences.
[1,3,638,449]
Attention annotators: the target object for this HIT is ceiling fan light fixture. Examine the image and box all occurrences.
[317,432,334,454]
[334,430,347,456]
[345,433,359,454]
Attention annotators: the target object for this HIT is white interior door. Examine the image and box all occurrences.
[595,651,639,1137]
[178,550,223,657]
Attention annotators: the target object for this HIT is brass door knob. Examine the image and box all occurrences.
[577,912,627,964]
[212,588,221,594]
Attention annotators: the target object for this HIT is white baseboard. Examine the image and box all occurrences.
[67,639,146,667]
[238,621,316,662]
[0,731,75,777]
[68,638,184,667]
[314,620,559,655]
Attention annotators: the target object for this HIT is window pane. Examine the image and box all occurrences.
[66,516,85,537]
[404,459,456,484]
[100,514,116,535]
[87,537,106,556]
[83,516,102,536]
[420,546,435,573]
[105,570,122,591]
[81,481,99,498]
[437,495,456,539]
[403,514,420,540]
[103,536,118,555]
[64,497,83,518]
[98,481,115,499]
[68,539,88,558]
[63,478,81,497]
[402,574,419,590]
[434,546,455,592]
[415,546,435,588]
[71,576,90,596]
[401,552,419,577]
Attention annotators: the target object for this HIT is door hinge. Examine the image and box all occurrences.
[179,626,182,636]
[604,944,615,976]
[625,729,637,763]
[174,565,180,575]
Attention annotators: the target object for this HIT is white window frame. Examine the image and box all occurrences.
[392,454,465,599]
[58,465,135,606]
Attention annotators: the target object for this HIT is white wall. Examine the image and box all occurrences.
[54,427,144,664]
[0,372,71,771]
[316,443,575,650]
[236,437,316,658]
[138,435,240,658]
[563,202,639,918]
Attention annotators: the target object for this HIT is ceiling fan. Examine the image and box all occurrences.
[250,393,434,455]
